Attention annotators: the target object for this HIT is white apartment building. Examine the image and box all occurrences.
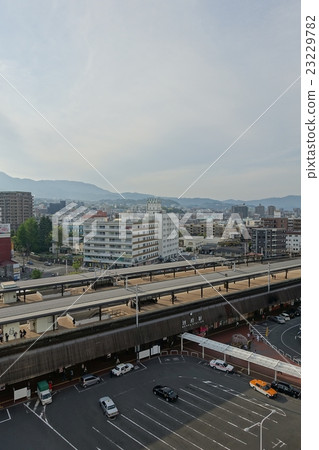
[83,200,179,267]
[286,232,301,254]
[83,217,159,268]
[146,199,179,261]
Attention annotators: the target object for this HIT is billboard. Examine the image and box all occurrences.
[0,224,10,236]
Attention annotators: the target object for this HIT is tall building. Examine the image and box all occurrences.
[0,191,33,232]
[231,204,248,219]
[267,205,276,217]
[254,204,265,216]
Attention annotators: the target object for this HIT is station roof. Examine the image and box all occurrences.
[181,332,301,379]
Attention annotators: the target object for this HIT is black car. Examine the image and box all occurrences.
[153,385,178,402]
[271,381,300,398]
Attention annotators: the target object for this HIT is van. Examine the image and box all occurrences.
[80,374,101,388]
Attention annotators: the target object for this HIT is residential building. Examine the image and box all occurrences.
[261,217,288,230]
[146,199,179,261]
[250,228,287,258]
[83,217,159,268]
[286,232,301,254]
[0,191,33,232]
[287,217,301,232]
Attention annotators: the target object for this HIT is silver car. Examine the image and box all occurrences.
[80,374,101,388]
[99,396,119,418]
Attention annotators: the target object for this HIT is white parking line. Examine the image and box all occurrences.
[191,383,285,419]
[0,409,11,424]
[180,387,255,424]
[92,426,125,450]
[178,396,243,431]
[24,403,78,449]
[134,408,207,449]
[137,407,230,449]
[106,419,150,449]
[121,414,177,449]
[147,402,248,446]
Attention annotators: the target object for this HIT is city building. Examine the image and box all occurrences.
[83,217,159,268]
[231,204,249,219]
[261,217,288,230]
[0,224,20,280]
[0,191,33,232]
[286,232,301,254]
[47,201,66,215]
[250,228,287,258]
[267,205,276,216]
[254,204,265,216]
[146,199,179,261]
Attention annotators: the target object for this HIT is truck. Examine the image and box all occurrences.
[37,380,52,405]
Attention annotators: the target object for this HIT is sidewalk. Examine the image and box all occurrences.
[194,324,301,387]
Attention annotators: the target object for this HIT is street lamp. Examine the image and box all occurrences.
[244,409,276,450]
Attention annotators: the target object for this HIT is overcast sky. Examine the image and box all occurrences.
[0,0,300,200]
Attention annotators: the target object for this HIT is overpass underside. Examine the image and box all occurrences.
[0,279,300,385]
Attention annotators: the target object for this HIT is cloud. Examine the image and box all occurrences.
[0,0,300,199]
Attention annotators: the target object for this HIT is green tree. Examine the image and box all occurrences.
[72,258,82,272]
[31,268,42,279]
[38,216,52,252]
[16,222,29,253]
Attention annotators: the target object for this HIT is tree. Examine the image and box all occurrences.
[31,268,42,279]
[38,217,52,252]
[72,258,82,273]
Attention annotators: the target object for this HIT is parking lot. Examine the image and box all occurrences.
[0,356,300,449]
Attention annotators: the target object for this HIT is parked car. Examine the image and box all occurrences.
[27,261,34,265]
[209,359,234,373]
[111,363,134,377]
[267,315,285,324]
[286,309,297,318]
[279,313,290,321]
[249,379,277,398]
[99,396,119,418]
[153,385,178,402]
[271,381,301,399]
[80,374,101,388]
[44,261,52,266]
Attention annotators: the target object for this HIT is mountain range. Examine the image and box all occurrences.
[0,171,301,210]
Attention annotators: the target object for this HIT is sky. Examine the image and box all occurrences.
[0,0,301,200]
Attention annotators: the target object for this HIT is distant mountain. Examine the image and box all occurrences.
[0,171,119,201]
[0,172,301,210]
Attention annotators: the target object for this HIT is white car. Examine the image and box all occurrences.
[209,359,234,373]
[279,313,290,321]
[111,363,134,377]
[99,396,119,418]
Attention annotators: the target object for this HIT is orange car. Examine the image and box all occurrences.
[249,379,277,398]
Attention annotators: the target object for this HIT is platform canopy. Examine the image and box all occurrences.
[181,332,301,379]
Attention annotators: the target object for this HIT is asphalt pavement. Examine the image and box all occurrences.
[0,356,301,450]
